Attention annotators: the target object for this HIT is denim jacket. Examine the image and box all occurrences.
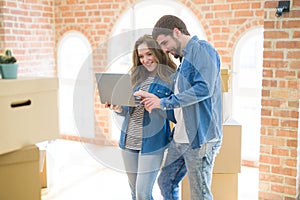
[160,36,223,149]
[117,76,176,154]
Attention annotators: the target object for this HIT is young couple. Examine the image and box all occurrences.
[106,15,223,200]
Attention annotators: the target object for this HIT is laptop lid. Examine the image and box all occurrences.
[95,73,139,107]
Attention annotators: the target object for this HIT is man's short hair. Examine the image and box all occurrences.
[152,15,190,40]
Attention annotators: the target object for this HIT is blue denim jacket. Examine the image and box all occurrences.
[160,36,223,149]
[117,76,176,154]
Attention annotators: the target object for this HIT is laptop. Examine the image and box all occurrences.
[95,73,140,107]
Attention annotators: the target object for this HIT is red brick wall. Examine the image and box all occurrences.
[260,1,300,199]
[0,5,4,51]
[0,0,56,77]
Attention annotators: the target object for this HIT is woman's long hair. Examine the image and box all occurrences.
[130,35,177,88]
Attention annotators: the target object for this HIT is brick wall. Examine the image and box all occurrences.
[0,7,4,51]
[260,1,300,199]
[0,0,55,77]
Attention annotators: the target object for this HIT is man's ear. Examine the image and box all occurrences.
[173,28,181,39]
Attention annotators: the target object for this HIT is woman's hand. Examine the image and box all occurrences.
[104,103,122,113]
[134,90,156,99]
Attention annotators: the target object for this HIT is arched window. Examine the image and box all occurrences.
[108,0,207,141]
[57,31,94,138]
[232,28,264,163]
[108,0,206,73]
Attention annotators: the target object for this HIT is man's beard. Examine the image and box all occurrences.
[173,38,182,59]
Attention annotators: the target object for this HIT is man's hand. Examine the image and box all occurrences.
[134,90,161,113]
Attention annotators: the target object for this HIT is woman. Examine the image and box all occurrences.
[106,34,177,200]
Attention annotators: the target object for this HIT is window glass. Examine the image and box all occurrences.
[232,28,263,162]
[58,32,94,138]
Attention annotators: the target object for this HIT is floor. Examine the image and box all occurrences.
[41,139,258,200]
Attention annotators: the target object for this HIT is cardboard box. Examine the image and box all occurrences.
[221,69,229,92]
[0,145,41,200]
[181,175,189,200]
[0,77,59,154]
[213,118,242,173]
[181,173,238,200]
[212,173,238,200]
[222,92,232,123]
[40,150,47,188]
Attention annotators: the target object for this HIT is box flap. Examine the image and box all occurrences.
[223,117,241,125]
[0,145,39,166]
[0,77,58,96]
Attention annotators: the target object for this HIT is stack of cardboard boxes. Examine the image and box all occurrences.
[0,78,59,200]
[181,118,242,200]
[211,118,242,200]
[181,69,242,200]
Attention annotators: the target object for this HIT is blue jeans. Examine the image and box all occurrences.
[158,141,221,200]
[122,149,164,200]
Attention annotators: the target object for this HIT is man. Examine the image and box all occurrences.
[134,15,223,200]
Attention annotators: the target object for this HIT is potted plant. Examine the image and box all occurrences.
[0,49,18,79]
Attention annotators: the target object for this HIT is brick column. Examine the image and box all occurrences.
[259,1,300,199]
